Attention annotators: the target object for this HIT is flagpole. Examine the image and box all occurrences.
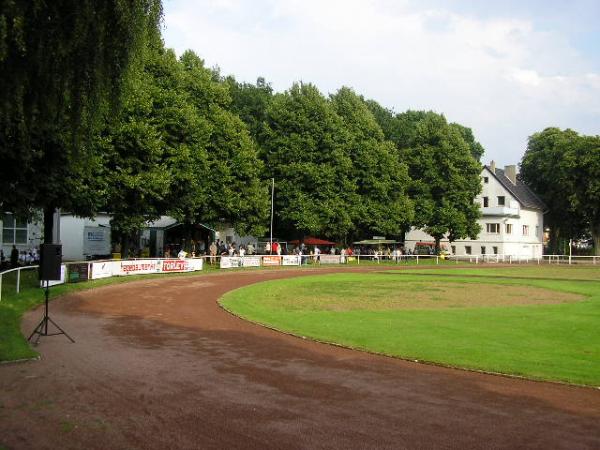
[270,178,274,251]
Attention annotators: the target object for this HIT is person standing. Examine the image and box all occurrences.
[314,246,321,264]
[209,241,217,264]
[247,243,255,255]
[10,245,19,268]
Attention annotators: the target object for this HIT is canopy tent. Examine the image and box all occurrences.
[353,239,400,245]
[289,237,338,246]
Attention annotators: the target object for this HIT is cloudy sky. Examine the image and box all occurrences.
[162,0,600,164]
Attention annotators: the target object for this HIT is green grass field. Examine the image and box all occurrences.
[220,266,600,386]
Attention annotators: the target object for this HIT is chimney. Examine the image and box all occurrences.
[504,165,517,184]
[489,160,496,173]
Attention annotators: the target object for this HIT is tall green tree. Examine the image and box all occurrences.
[573,135,600,254]
[179,51,269,237]
[261,83,358,240]
[399,112,482,251]
[521,128,600,255]
[520,128,587,253]
[98,43,205,255]
[224,76,273,143]
[330,87,413,240]
[0,0,162,241]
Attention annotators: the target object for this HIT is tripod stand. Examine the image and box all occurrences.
[28,280,75,345]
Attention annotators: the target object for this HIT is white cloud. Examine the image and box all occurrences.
[162,0,600,163]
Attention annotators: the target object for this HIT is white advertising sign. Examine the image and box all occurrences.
[188,258,204,271]
[91,261,119,279]
[282,255,300,266]
[40,264,66,287]
[119,259,160,276]
[242,256,261,267]
[320,255,342,264]
[220,257,242,269]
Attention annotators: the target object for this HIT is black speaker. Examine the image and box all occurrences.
[40,244,62,281]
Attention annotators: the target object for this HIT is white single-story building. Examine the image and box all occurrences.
[405,162,546,258]
[1,213,44,260]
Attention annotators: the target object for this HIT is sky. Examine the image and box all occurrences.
[162,0,600,165]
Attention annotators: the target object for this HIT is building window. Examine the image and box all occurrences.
[483,177,489,184]
[451,245,456,254]
[465,246,472,255]
[2,213,28,244]
[506,223,513,234]
[483,197,489,207]
[535,226,539,237]
[523,225,529,236]
[497,196,505,206]
[493,246,498,255]
[486,223,500,234]
[481,246,486,255]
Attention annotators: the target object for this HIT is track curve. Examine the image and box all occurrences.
[1,267,599,449]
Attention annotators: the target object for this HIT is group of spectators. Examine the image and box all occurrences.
[0,245,39,270]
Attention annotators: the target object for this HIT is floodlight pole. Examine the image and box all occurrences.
[270,178,275,251]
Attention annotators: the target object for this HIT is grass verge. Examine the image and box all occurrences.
[220,267,600,386]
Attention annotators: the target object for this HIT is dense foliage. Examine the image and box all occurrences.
[2,3,489,250]
[0,0,162,239]
[521,128,600,255]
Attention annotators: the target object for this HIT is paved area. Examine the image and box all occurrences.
[1,268,599,449]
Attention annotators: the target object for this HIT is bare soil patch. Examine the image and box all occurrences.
[267,281,584,312]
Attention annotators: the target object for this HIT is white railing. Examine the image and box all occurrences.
[0,265,39,302]
[2,253,597,302]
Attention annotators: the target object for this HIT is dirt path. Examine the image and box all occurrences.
[1,267,599,449]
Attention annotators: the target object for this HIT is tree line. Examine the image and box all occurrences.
[520,128,600,255]
[2,1,486,253]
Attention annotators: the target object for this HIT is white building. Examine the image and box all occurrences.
[0,213,43,258]
[405,162,546,258]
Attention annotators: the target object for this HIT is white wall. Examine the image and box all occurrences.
[60,214,111,261]
[214,225,257,247]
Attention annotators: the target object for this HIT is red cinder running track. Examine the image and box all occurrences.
[1,268,599,449]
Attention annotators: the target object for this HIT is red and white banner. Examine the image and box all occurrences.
[119,260,159,275]
[262,256,281,266]
[90,258,203,279]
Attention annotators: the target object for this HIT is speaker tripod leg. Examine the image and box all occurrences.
[47,316,75,343]
[27,317,46,343]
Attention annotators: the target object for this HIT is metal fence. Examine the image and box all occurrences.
[0,265,39,302]
[1,253,598,302]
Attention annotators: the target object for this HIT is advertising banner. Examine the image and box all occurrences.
[161,259,188,273]
[220,257,242,269]
[262,256,281,266]
[91,261,118,279]
[40,264,66,287]
[160,258,204,273]
[188,258,204,271]
[119,259,159,276]
[68,263,89,283]
[242,256,261,267]
[83,226,111,256]
[320,255,342,264]
[282,255,300,266]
